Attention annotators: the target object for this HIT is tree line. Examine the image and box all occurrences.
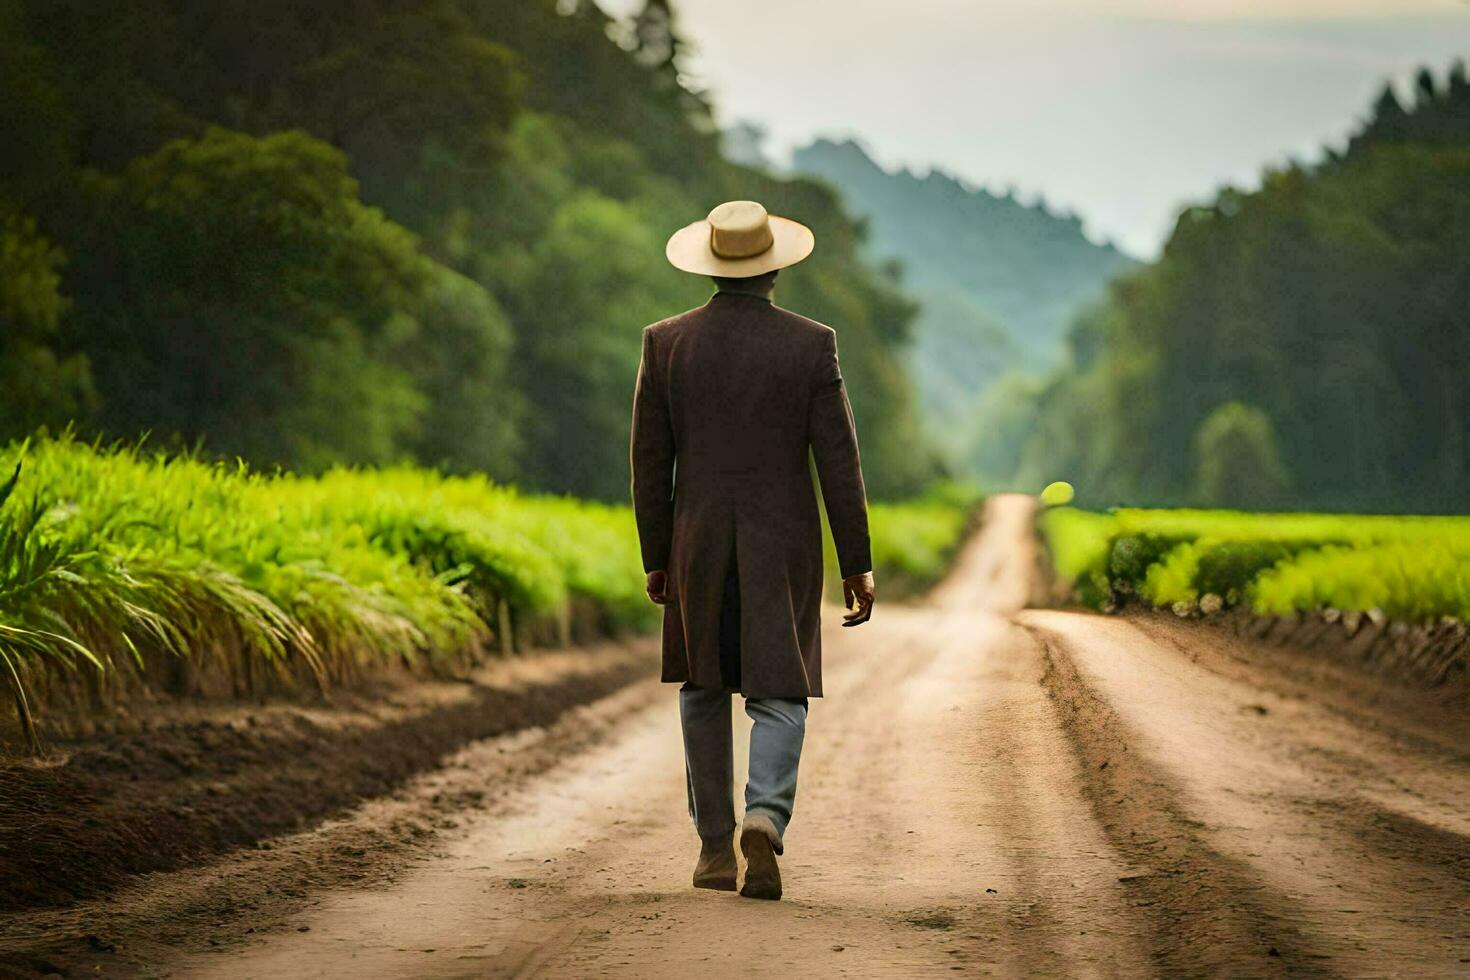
[1014,64,1470,514]
[791,137,1136,479]
[0,0,939,500]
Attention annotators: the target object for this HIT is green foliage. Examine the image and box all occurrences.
[1192,402,1291,508]
[792,138,1137,478]
[0,204,94,434]
[1192,539,1324,602]
[1250,542,1470,624]
[1109,533,1192,585]
[65,128,519,472]
[1138,541,1202,607]
[398,271,523,475]
[1039,481,1074,507]
[0,0,73,195]
[0,435,669,741]
[1040,506,1470,622]
[868,491,976,591]
[293,6,523,225]
[0,0,936,499]
[959,372,1046,487]
[495,189,697,499]
[0,436,976,742]
[1343,61,1470,159]
[1037,507,1114,608]
[1021,65,1470,513]
[819,482,979,597]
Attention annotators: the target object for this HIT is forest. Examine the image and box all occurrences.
[1015,65,1470,514]
[6,0,1461,516]
[792,137,1136,479]
[0,0,939,501]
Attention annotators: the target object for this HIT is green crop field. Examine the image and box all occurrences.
[1040,506,1470,624]
[0,437,976,746]
[862,482,978,594]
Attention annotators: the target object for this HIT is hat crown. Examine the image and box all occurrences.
[665,200,812,276]
[707,200,775,259]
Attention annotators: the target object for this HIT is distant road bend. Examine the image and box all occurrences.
[162,495,1469,978]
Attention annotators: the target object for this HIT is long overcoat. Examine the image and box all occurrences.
[629,291,872,699]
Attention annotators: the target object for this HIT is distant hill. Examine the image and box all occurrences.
[792,138,1136,472]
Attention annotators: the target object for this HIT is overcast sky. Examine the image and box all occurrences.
[600,1,1470,257]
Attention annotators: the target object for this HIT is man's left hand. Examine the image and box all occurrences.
[646,570,669,605]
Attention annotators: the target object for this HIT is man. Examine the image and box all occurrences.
[630,200,876,901]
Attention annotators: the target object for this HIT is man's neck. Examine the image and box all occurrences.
[715,283,774,303]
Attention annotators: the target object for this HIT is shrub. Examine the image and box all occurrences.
[1039,505,1470,622]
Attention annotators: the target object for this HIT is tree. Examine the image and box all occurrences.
[1245,147,1468,509]
[0,0,74,200]
[1415,67,1440,106]
[292,5,522,230]
[67,128,516,471]
[503,191,693,499]
[1019,66,1470,513]
[403,270,522,477]
[0,203,94,436]
[1350,84,1410,155]
[1,0,939,498]
[628,0,711,128]
[1193,403,1291,509]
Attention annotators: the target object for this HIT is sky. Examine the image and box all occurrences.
[599,1,1470,257]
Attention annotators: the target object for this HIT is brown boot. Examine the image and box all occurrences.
[693,834,737,891]
[739,812,782,900]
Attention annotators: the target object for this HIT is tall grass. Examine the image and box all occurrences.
[1,438,978,747]
[1039,506,1470,622]
[0,437,653,747]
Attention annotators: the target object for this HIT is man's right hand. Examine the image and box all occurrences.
[842,571,875,627]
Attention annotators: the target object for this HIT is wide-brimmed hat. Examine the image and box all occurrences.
[665,200,814,277]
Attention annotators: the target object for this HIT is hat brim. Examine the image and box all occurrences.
[665,214,815,277]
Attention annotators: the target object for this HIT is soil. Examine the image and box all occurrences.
[2,495,1467,978]
[0,644,654,913]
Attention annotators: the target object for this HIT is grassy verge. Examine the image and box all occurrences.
[1039,506,1470,623]
[1,438,978,748]
[868,486,979,593]
[825,481,981,598]
[0,437,652,748]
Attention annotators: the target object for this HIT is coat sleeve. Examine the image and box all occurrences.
[630,327,675,573]
[808,329,872,578]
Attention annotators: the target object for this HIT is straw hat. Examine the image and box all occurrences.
[665,201,815,277]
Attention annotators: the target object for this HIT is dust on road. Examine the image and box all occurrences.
[127,497,1470,977]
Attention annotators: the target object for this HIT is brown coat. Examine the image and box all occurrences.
[630,292,871,699]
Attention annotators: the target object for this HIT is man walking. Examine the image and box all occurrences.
[630,200,876,901]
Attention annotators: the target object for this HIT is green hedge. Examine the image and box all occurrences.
[1040,506,1470,622]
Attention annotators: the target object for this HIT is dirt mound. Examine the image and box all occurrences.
[0,644,654,913]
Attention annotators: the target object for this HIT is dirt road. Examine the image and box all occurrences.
[145,496,1470,976]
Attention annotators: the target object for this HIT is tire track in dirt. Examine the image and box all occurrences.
[1026,609,1470,978]
[948,616,1155,976]
[1031,625,1340,977]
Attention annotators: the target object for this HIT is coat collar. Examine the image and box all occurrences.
[710,288,774,305]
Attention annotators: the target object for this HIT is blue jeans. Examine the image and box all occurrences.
[679,683,807,848]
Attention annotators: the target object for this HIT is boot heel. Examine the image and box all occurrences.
[739,827,782,900]
[693,836,737,891]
